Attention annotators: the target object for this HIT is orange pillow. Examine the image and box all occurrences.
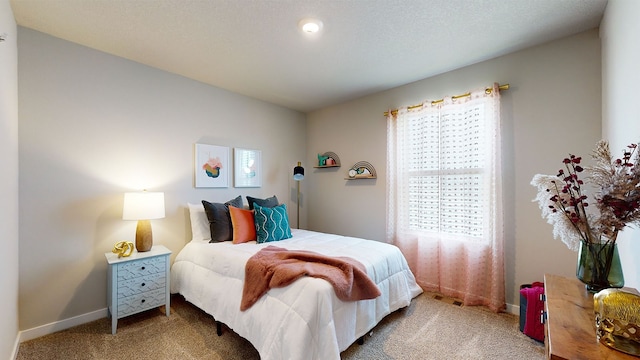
[228,206,256,244]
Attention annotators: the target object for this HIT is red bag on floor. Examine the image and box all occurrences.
[519,281,545,342]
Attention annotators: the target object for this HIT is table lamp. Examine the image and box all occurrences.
[122,191,165,252]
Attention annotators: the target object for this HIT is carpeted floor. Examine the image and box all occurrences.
[17,293,545,359]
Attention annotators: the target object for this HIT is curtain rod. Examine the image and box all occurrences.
[384,83,510,117]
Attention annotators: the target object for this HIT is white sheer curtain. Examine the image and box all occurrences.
[386,83,505,312]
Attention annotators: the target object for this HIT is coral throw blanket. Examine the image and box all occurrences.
[241,245,381,311]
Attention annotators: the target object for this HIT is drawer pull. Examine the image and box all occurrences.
[141,299,146,303]
[141,283,146,287]
[141,266,146,270]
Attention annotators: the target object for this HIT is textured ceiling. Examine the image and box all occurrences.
[10,0,608,113]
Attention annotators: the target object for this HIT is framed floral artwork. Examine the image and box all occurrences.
[195,144,230,188]
[234,148,262,188]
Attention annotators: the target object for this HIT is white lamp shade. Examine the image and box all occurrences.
[122,192,165,220]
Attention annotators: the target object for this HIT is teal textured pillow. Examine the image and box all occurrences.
[253,203,292,243]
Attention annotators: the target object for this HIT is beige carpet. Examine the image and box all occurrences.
[17,293,544,359]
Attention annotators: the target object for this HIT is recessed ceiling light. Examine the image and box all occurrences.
[298,18,323,34]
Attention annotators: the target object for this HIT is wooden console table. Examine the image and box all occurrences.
[543,274,638,360]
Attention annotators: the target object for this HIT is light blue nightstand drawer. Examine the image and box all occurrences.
[117,272,165,298]
[117,288,166,317]
[117,256,166,281]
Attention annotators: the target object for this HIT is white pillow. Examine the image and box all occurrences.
[188,202,211,242]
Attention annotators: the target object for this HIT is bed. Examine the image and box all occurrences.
[171,208,422,360]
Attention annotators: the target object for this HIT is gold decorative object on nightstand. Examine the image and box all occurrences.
[594,288,640,357]
[543,274,639,360]
[112,241,134,258]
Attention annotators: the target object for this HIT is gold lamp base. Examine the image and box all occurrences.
[135,219,153,252]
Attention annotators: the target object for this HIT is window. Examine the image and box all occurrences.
[405,104,486,238]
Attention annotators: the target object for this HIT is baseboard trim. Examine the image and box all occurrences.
[11,332,20,360]
[506,303,519,315]
[19,308,108,343]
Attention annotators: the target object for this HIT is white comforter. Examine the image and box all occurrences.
[170,229,422,360]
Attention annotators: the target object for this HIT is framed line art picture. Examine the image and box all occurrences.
[234,148,262,188]
[195,144,230,188]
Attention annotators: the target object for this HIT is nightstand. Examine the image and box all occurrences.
[105,245,171,334]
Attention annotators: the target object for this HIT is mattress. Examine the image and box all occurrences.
[170,229,423,360]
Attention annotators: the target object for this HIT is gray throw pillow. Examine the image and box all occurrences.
[202,196,243,242]
[246,195,279,210]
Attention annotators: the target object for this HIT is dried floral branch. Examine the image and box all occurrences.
[531,140,640,251]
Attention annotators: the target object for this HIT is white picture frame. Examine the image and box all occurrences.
[195,144,230,188]
[234,148,262,188]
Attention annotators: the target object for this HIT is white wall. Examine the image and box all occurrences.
[0,0,19,357]
[17,27,306,332]
[601,0,640,291]
[306,30,602,307]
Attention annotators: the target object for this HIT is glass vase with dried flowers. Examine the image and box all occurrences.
[531,140,640,292]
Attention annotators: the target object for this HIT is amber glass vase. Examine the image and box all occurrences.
[576,241,624,293]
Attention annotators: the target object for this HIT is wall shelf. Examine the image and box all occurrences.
[314,151,341,168]
[345,161,377,180]
[345,176,376,180]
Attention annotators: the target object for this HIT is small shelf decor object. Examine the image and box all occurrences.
[346,161,377,179]
[105,245,171,334]
[195,143,230,188]
[234,148,262,188]
[315,151,341,168]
